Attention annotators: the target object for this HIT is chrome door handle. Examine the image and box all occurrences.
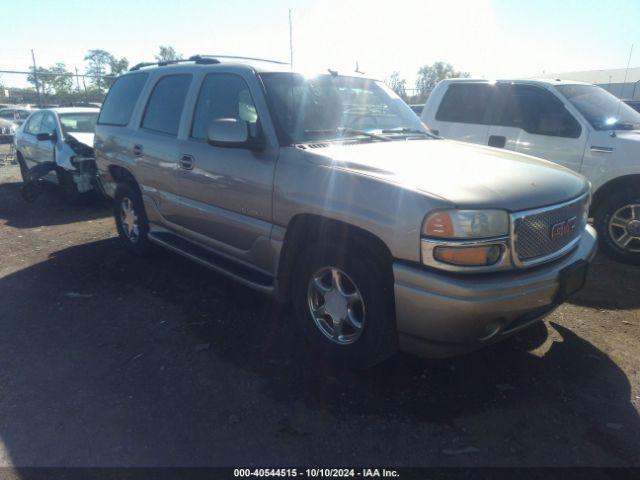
[179,154,195,170]
[590,146,613,153]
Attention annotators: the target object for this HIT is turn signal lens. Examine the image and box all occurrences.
[434,245,503,266]
[423,211,454,237]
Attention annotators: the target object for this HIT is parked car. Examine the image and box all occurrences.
[0,107,34,126]
[409,104,424,115]
[624,99,640,113]
[13,107,100,202]
[0,117,18,143]
[95,57,597,366]
[422,79,640,264]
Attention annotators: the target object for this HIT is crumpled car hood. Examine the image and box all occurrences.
[306,139,589,212]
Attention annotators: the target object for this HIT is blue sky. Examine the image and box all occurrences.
[1,0,638,87]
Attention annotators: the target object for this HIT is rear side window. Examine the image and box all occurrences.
[141,74,192,136]
[436,84,493,124]
[499,85,581,138]
[98,73,148,126]
[191,74,258,140]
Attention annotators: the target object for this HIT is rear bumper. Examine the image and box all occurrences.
[393,225,598,358]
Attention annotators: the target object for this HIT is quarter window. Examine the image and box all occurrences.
[498,85,581,138]
[191,74,258,140]
[141,74,192,136]
[436,83,493,124]
[98,73,148,126]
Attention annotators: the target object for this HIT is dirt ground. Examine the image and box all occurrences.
[0,143,639,467]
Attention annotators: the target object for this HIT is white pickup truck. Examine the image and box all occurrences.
[422,79,640,264]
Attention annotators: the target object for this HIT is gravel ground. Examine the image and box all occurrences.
[0,143,638,467]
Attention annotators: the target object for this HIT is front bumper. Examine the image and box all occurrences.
[393,225,597,358]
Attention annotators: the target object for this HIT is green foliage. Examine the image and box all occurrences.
[416,61,469,98]
[386,71,407,100]
[155,46,183,63]
[84,49,128,91]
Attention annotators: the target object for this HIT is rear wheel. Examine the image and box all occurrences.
[291,242,397,368]
[114,181,157,256]
[594,189,640,265]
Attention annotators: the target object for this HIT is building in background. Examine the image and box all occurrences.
[542,67,640,99]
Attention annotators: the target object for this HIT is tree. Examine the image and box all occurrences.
[386,71,407,100]
[49,63,73,95]
[416,61,469,98]
[155,46,183,63]
[84,49,113,91]
[27,66,54,96]
[107,56,129,87]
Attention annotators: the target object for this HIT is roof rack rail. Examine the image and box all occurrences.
[129,55,220,71]
[196,54,290,65]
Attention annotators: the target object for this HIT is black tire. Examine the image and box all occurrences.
[291,242,397,368]
[17,154,28,182]
[594,188,640,265]
[113,181,157,256]
[56,169,93,205]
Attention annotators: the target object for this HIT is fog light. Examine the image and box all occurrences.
[434,244,503,266]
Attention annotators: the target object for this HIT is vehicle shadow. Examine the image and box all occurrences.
[0,181,110,229]
[568,252,640,310]
[0,238,638,466]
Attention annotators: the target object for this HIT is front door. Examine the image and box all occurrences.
[174,72,278,270]
[486,84,587,173]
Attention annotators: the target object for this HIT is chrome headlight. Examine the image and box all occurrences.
[422,209,509,239]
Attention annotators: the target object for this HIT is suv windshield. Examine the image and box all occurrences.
[59,112,98,135]
[260,72,430,144]
[555,84,640,131]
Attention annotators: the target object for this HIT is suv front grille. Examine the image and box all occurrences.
[513,194,588,265]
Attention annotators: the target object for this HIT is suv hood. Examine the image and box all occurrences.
[307,139,588,212]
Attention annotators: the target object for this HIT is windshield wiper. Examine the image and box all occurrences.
[380,128,438,138]
[303,128,391,142]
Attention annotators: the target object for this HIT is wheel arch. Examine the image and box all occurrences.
[591,174,640,215]
[276,213,394,303]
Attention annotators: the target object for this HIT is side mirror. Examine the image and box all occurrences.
[207,118,265,152]
[36,131,57,142]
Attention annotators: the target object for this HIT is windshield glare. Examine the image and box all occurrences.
[59,112,98,135]
[260,73,429,144]
[556,84,640,131]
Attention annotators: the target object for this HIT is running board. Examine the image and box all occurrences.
[148,231,275,294]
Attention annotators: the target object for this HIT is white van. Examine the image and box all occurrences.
[422,79,640,264]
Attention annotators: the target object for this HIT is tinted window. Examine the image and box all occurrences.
[98,73,148,126]
[499,85,581,138]
[191,74,258,140]
[436,83,493,124]
[142,74,192,136]
[25,112,43,134]
[0,111,12,120]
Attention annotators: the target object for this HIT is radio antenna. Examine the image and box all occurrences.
[614,43,634,125]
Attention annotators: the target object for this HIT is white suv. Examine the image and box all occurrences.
[422,79,640,264]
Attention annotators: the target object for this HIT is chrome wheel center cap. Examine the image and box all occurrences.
[628,220,640,237]
[324,289,348,321]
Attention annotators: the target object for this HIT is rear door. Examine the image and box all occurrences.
[20,111,44,166]
[486,84,587,173]
[128,73,193,228]
[33,112,57,165]
[425,82,495,144]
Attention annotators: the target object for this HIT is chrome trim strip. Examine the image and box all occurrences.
[510,192,589,268]
[590,146,613,153]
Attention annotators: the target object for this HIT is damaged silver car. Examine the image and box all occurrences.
[13,107,99,203]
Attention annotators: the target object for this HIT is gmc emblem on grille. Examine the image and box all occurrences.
[550,216,577,240]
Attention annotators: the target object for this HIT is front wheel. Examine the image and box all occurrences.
[594,189,640,265]
[291,243,397,368]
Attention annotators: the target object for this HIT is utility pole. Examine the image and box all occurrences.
[75,66,81,93]
[31,49,42,106]
[289,9,294,70]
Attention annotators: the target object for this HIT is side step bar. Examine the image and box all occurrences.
[148,231,275,295]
